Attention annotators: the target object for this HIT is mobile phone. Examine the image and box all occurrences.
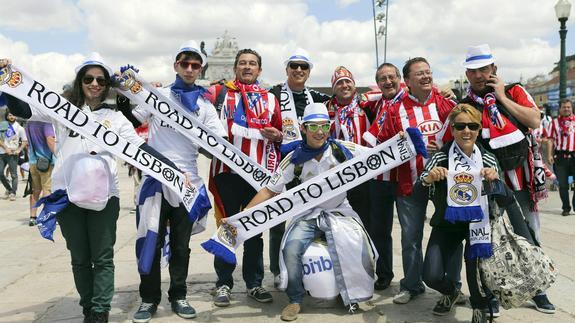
[482,179,506,196]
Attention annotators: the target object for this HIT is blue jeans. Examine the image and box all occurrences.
[396,191,428,295]
[283,218,323,304]
[369,180,396,281]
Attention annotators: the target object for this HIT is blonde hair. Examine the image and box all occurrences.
[448,103,482,126]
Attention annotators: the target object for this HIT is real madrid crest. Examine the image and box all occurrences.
[282,118,298,140]
[0,65,22,88]
[117,69,142,94]
[449,172,477,205]
[217,222,238,247]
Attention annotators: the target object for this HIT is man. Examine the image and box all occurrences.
[209,48,282,307]
[244,103,374,321]
[377,57,457,305]
[362,63,405,291]
[25,121,56,226]
[0,111,27,201]
[118,40,226,323]
[545,99,575,216]
[461,43,555,314]
[326,66,372,228]
[268,48,330,287]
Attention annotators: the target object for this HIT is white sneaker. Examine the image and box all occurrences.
[393,290,412,304]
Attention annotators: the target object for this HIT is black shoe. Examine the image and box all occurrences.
[484,297,500,318]
[28,217,37,226]
[171,299,196,319]
[432,290,461,316]
[132,302,157,323]
[472,308,487,323]
[532,294,556,314]
[83,307,91,323]
[562,210,570,216]
[374,277,392,290]
[90,311,109,323]
[247,286,273,303]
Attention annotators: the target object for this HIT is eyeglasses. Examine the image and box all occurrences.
[378,75,398,82]
[288,62,310,70]
[452,122,480,131]
[177,61,202,70]
[305,123,330,132]
[82,75,108,86]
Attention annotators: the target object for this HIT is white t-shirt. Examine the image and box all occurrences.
[132,86,226,187]
[0,121,27,153]
[30,104,144,198]
[267,140,368,220]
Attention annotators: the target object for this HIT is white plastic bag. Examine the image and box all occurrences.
[65,153,111,211]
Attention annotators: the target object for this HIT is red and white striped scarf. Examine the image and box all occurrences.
[228,80,270,139]
[334,95,368,145]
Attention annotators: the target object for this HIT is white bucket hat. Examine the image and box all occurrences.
[462,44,495,69]
[284,48,314,69]
[175,40,207,66]
[75,52,113,76]
[303,103,329,123]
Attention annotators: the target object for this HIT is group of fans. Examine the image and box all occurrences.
[0,39,571,323]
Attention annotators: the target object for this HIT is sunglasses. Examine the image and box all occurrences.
[306,123,330,133]
[177,61,202,70]
[82,75,108,86]
[452,122,480,131]
[289,62,310,70]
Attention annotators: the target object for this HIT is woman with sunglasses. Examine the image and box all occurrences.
[1,54,181,323]
[418,104,513,323]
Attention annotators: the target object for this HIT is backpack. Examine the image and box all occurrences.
[479,215,556,309]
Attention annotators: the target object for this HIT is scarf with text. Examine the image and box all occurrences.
[279,83,312,144]
[201,128,427,264]
[363,88,404,147]
[0,64,202,240]
[170,74,206,113]
[114,68,272,190]
[446,143,492,260]
[334,95,365,143]
[467,90,525,149]
[228,80,270,140]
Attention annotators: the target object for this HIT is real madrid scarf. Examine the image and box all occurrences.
[201,128,427,264]
[446,142,492,260]
[114,68,272,190]
[279,82,312,144]
[0,64,201,216]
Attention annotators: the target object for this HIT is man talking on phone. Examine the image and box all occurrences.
[460,44,555,316]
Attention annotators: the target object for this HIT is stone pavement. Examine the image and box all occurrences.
[0,157,574,323]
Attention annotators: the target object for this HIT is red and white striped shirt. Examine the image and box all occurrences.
[544,115,575,152]
[208,84,283,177]
[379,89,456,196]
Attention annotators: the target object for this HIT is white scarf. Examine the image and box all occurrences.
[279,83,313,145]
[446,143,492,259]
[115,68,272,190]
[202,130,426,264]
[0,64,201,215]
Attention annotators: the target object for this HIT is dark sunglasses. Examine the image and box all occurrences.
[289,62,310,70]
[82,75,108,86]
[452,122,480,131]
[177,61,202,70]
[306,123,330,132]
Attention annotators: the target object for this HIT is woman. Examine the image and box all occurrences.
[419,103,512,323]
[1,55,178,323]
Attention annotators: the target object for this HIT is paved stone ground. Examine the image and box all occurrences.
[0,157,574,322]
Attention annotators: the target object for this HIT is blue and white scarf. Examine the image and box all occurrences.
[170,75,206,113]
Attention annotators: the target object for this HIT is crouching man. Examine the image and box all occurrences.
[244,103,377,321]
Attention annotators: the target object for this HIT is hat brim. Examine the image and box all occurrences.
[175,49,208,67]
[462,58,494,69]
[284,59,313,69]
[74,61,113,76]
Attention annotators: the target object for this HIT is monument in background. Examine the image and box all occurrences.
[201,31,238,85]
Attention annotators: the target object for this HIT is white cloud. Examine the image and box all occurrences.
[0,0,573,91]
[337,0,360,8]
[0,0,83,31]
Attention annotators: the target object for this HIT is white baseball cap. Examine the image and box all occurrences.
[175,40,207,66]
[462,44,495,69]
[284,48,314,69]
[74,52,113,76]
[303,103,329,123]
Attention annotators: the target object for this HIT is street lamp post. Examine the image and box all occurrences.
[555,0,572,101]
[372,0,389,67]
